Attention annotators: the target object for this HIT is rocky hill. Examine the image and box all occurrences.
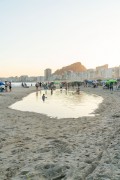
[53,62,87,75]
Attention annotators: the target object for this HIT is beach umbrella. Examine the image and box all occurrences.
[109,79,117,82]
[0,82,5,86]
[54,81,60,84]
[106,79,117,84]
[106,79,117,85]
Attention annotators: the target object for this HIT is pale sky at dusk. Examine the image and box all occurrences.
[0,0,120,77]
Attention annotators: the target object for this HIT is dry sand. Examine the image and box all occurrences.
[0,86,120,180]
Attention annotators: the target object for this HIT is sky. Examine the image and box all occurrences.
[0,0,120,77]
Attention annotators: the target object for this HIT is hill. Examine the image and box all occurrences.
[53,62,87,75]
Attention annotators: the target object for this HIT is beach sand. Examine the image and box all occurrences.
[0,86,120,180]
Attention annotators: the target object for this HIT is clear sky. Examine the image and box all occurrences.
[0,0,120,77]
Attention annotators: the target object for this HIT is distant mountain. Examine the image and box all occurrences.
[53,62,87,75]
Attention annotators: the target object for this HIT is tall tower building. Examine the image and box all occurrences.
[44,68,52,81]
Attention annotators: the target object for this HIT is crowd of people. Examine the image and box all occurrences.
[1,79,119,95]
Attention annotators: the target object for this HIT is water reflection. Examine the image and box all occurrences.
[9,89,103,119]
[36,91,38,101]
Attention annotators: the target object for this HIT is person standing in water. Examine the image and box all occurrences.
[42,94,47,101]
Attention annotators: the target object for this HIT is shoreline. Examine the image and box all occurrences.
[0,86,120,179]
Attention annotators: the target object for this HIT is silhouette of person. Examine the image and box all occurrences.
[51,88,53,95]
[42,94,46,101]
[8,82,12,92]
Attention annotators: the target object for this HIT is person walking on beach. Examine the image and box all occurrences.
[51,88,53,95]
[109,82,113,91]
[5,81,8,92]
[35,82,39,91]
[76,86,80,94]
[8,82,12,92]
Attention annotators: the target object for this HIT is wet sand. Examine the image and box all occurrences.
[0,86,120,180]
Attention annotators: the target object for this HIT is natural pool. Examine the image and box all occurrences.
[9,89,103,119]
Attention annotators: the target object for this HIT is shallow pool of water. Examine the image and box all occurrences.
[9,89,103,119]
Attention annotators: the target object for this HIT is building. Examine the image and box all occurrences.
[37,76,44,82]
[44,68,52,81]
[19,75,29,82]
[95,64,108,79]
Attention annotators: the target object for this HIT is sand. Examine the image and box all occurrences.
[0,86,120,180]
